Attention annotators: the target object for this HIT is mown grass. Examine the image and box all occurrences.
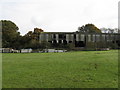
[2,50,118,88]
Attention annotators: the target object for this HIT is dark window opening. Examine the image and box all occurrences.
[63,40,67,45]
[53,40,57,43]
[74,34,76,39]
[53,34,56,38]
[59,34,63,38]
[48,41,52,43]
[52,40,58,47]
[63,35,66,39]
[116,40,120,46]
[69,41,72,43]
[75,41,85,47]
[59,40,62,43]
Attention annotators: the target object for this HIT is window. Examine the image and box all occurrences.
[80,34,85,41]
[88,34,91,42]
[92,35,96,42]
[76,34,79,41]
[96,34,100,42]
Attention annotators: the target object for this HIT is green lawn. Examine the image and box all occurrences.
[2,50,118,88]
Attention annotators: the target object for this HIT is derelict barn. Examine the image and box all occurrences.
[39,32,120,50]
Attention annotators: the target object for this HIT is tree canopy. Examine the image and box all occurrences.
[1,20,45,49]
[1,20,21,49]
[100,28,118,33]
[77,24,102,33]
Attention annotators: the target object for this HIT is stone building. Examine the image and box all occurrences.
[39,32,120,50]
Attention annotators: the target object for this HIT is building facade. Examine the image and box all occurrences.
[39,32,120,50]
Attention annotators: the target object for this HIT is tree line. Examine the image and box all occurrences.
[1,20,44,49]
[0,20,118,49]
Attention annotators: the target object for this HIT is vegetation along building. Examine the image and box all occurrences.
[39,32,120,50]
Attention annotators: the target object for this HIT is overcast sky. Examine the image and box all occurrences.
[0,0,119,35]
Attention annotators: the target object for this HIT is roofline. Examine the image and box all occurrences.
[41,32,120,34]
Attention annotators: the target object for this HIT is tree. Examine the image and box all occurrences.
[100,28,118,33]
[1,20,21,49]
[77,24,102,33]
[21,28,44,49]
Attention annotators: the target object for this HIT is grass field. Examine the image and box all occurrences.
[2,50,118,88]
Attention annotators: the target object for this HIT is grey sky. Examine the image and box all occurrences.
[0,0,119,35]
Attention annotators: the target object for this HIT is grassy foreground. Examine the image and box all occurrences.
[2,50,118,88]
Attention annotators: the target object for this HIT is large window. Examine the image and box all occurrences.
[80,34,85,41]
[96,34,100,42]
[88,34,91,42]
[46,34,49,41]
[66,34,69,42]
[40,33,46,41]
[69,34,74,41]
[56,34,59,40]
[76,34,79,41]
[102,34,106,41]
[92,34,96,42]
